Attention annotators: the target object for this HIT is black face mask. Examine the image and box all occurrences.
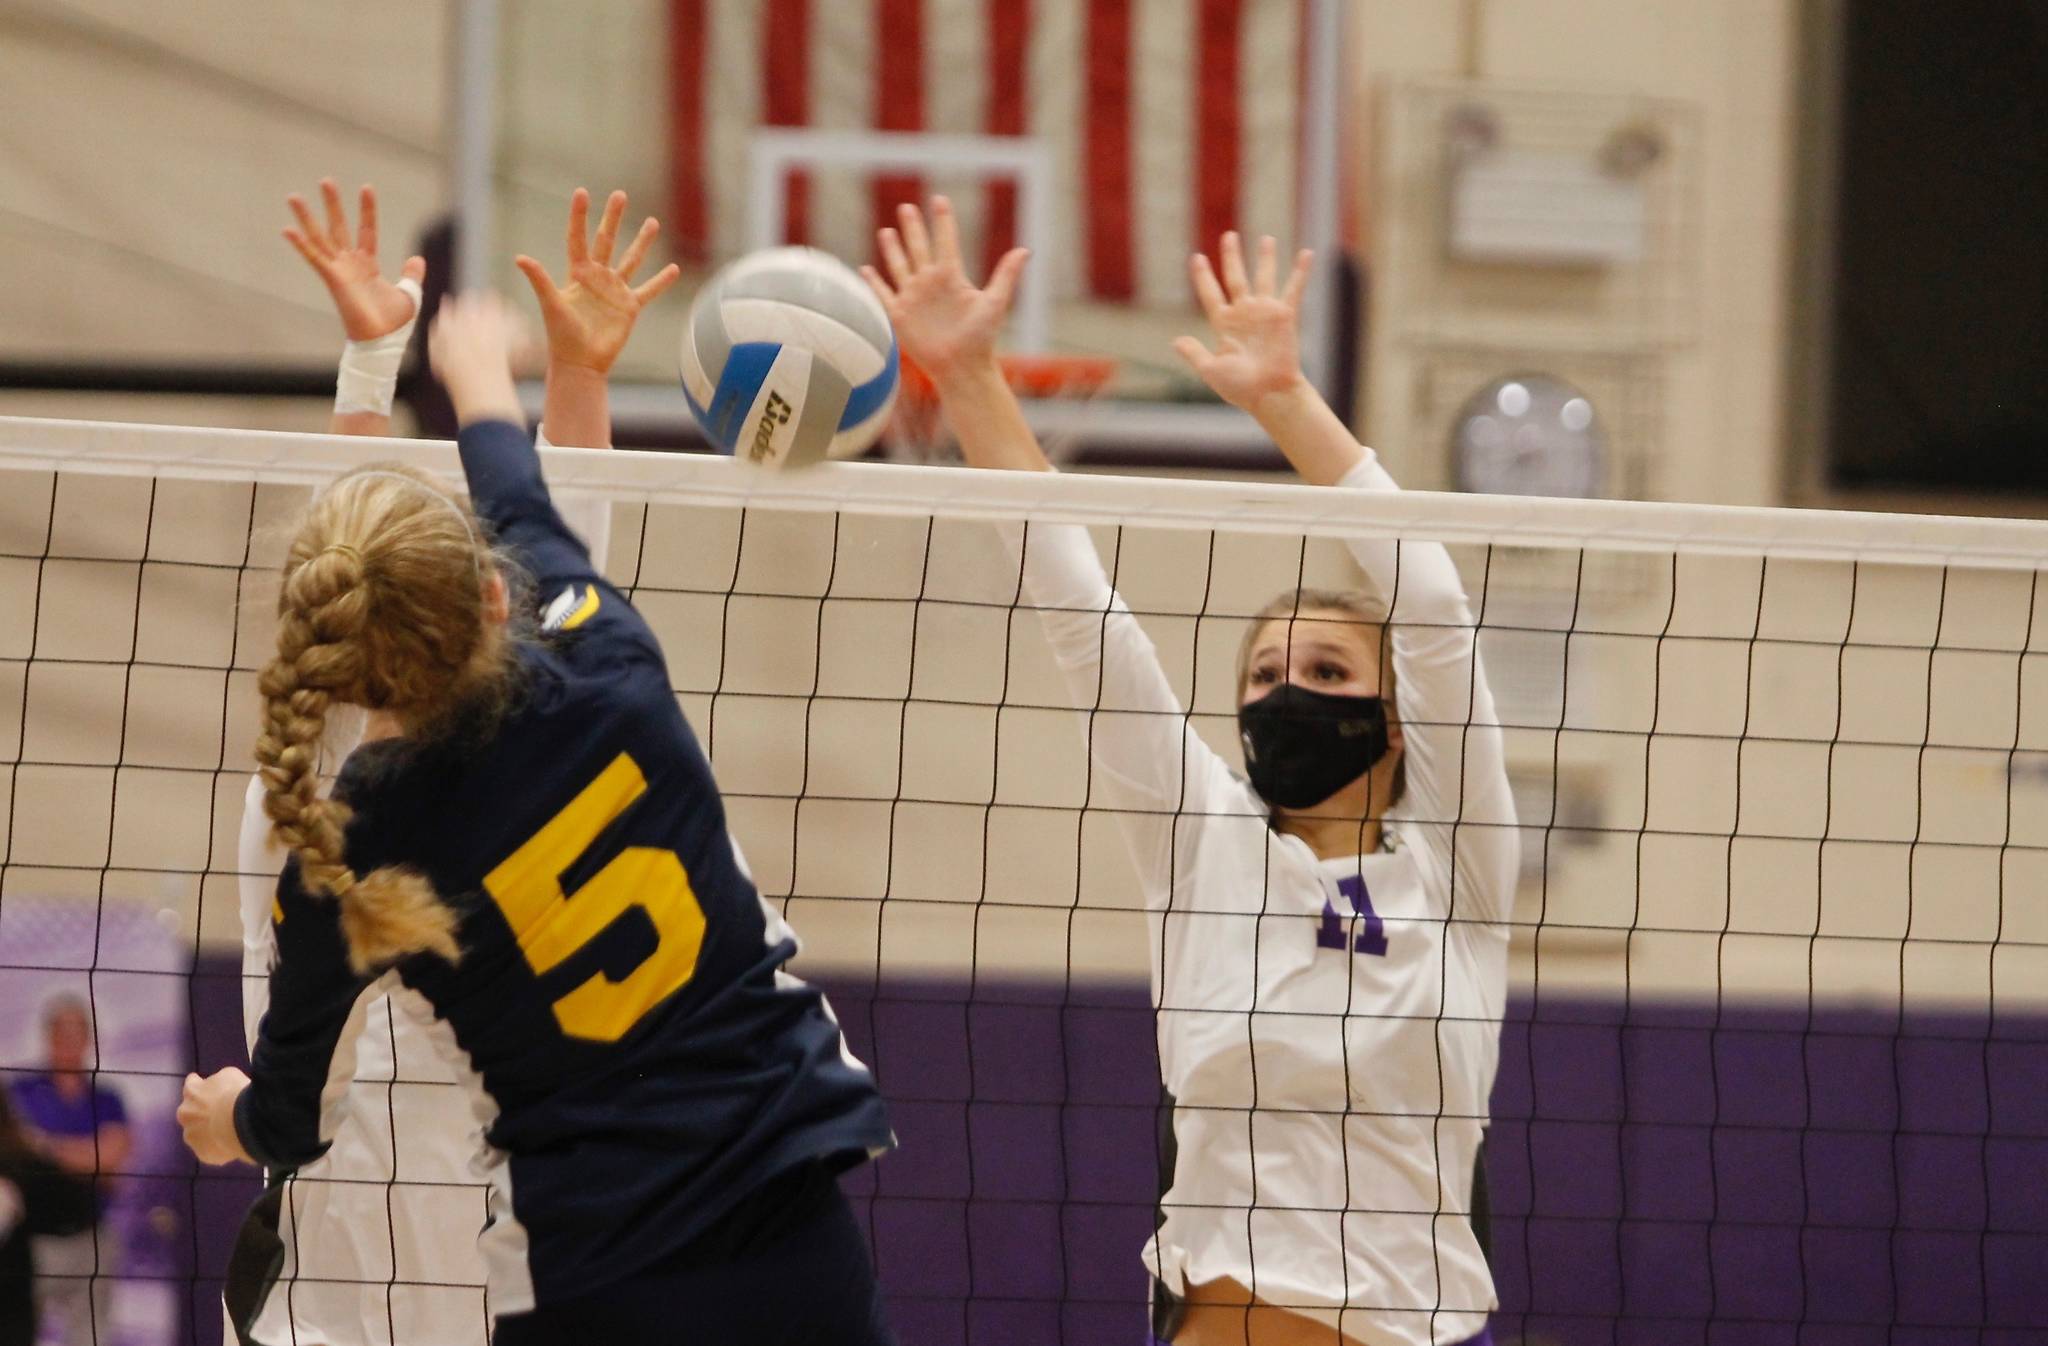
[1238,685,1391,811]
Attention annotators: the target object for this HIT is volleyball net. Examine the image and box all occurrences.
[1,414,2044,1344]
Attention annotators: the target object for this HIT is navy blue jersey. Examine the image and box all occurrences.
[234,420,892,1312]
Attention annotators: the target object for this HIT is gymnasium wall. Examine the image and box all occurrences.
[0,1,447,374]
[1351,0,1799,508]
[1,0,1807,516]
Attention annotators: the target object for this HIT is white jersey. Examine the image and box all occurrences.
[232,489,612,1346]
[1016,454,1517,1346]
[236,773,492,1346]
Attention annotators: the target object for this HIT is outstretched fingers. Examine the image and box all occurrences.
[897,201,934,270]
[878,227,914,289]
[1219,230,1250,301]
[1280,248,1313,309]
[286,195,331,262]
[513,254,559,309]
[564,188,591,267]
[929,195,963,270]
[616,216,661,280]
[631,263,682,306]
[356,184,379,259]
[281,227,326,272]
[1189,251,1228,324]
[859,265,900,314]
[1253,234,1278,297]
[319,179,349,251]
[1171,335,1216,376]
[430,290,524,375]
[590,190,627,268]
[985,247,1030,309]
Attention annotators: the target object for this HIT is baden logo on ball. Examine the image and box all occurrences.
[748,390,795,464]
[679,246,900,469]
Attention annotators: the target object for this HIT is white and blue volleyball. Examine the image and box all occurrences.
[680,247,899,467]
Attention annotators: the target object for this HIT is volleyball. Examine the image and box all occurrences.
[679,246,899,467]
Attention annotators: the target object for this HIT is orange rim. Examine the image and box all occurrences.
[896,353,1119,407]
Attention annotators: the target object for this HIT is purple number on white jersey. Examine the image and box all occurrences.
[1316,874,1389,957]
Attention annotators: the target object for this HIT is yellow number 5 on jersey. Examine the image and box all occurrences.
[483,752,705,1042]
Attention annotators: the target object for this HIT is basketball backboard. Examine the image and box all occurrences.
[473,0,1348,464]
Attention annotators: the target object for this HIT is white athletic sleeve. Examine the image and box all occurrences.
[237,778,281,1053]
[238,710,370,1051]
[1337,451,1520,926]
[1010,520,1248,832]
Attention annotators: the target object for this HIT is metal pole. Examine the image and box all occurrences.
[1012,138,1055,354]
[451,0,500,295]
[1296,0,1344,396]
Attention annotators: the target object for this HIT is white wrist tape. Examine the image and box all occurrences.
[333,277,424,416]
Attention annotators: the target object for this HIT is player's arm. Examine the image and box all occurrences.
[180,864,381,1171]
[860,197,1040,473]
[428,290,558,541]
[431,293,663,659]
[1173,232,1362,487]
[1345,518,1519,922]
[864,198,1242,823]
[1179,235,1518,916]
[517,187,677,563]
[515,187,680,451]
[283,179,426,438]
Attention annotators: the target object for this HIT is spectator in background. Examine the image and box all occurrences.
[9,997,129,1346]
[0,1088,95,1346]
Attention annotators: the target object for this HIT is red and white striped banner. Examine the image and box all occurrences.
[669,0,1306,307]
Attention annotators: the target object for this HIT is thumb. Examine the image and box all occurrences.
[630,262,683,306]
[513,255,558,308]
[1171,335,1215,376]
[400,255,427,286]
[858,265,900,317]
[985,247,1030,310]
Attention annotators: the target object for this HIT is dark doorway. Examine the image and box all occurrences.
[1827,0,2047,493]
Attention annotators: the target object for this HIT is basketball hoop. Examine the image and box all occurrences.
[885,353,1120,464]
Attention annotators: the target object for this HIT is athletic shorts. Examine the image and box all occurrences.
[492,1160,895,1346]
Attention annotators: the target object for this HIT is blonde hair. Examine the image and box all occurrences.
[256,465,507,972]
[1235,587,1407,808]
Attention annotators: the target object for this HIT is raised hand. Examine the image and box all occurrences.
[284,180,425,342]
[1172,232,1314,413]
[861,196,1029,386]
[428,292,526,427]
[514,189,681,375]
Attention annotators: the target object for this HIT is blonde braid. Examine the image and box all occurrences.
[258,478,481,973]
